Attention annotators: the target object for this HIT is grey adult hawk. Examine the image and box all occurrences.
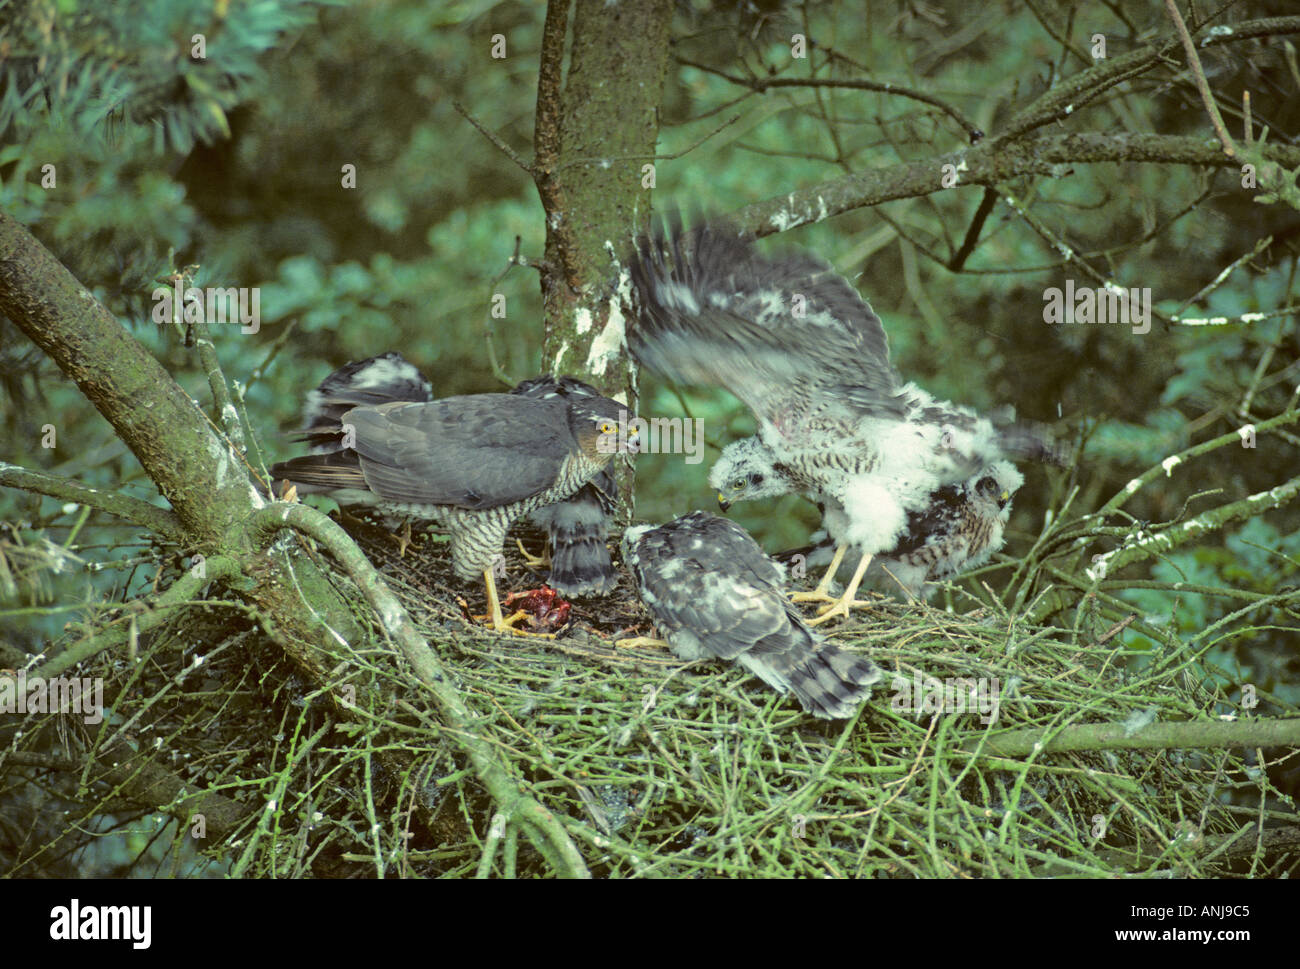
[268,354,636,634]
[628,214,1060,623]
[621,511,881,719]
[714,437,1024,600]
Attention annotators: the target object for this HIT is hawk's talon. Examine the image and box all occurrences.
[395,520,420,558]
[477,605,557,640]
[805,597,873,626]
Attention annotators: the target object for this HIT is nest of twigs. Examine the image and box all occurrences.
[2,510,1296,879]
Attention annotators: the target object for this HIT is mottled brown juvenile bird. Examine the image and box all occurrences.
[720,447,1025,600]
[621,511,881,719]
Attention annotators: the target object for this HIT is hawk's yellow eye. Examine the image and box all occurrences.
[599,421,616,434]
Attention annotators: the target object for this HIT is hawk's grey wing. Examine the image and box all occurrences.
[512,375,621,595]
[623,512,880,719]
[346,395,577,510]
[628,214,904,429]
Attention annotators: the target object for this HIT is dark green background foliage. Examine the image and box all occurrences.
[3,0,1297,665]
[1,0,1298,875]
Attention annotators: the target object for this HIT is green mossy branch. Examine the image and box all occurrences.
[0,461,186,543]
[975,715,1300,758]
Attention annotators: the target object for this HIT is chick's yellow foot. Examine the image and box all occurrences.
[614,635,671,650]
[803,551,873,627]
[515,538,551,569]
[789,543,847,604]
[804,595,874,626]
[790,589,839,606]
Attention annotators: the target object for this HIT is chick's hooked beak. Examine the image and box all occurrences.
[717,492,732,512]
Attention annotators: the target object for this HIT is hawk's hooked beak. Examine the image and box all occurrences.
[717,493,731,512]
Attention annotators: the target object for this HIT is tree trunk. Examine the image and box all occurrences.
[533,0,672,404]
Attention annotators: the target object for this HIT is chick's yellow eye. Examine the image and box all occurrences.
[732,478,746,490]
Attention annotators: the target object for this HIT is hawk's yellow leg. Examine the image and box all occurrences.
[482,568,555,639]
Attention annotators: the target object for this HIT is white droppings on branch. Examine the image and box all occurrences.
[1085,549,1115,581]
[379,602,406,632]
[1202,25,1234,45]
[207,436,230,488]
[585,275,630,376]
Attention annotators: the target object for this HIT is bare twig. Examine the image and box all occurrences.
[0,462,186,543]
[673,56,984,143]
[1163,0,1238,157]
[452,99,532,175]
[729,133,1300,238]
[1097,407,1300,516]
[994,13,1300,145]
[483,235,525,387]
[947,186,999,271]
[973,716,1300,758]
[1170,234,1273,319]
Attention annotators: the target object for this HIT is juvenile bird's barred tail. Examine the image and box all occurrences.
[741,622,882,720]
[298,352,433,451]
[624,512,881,720]
[529,469,620,596]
